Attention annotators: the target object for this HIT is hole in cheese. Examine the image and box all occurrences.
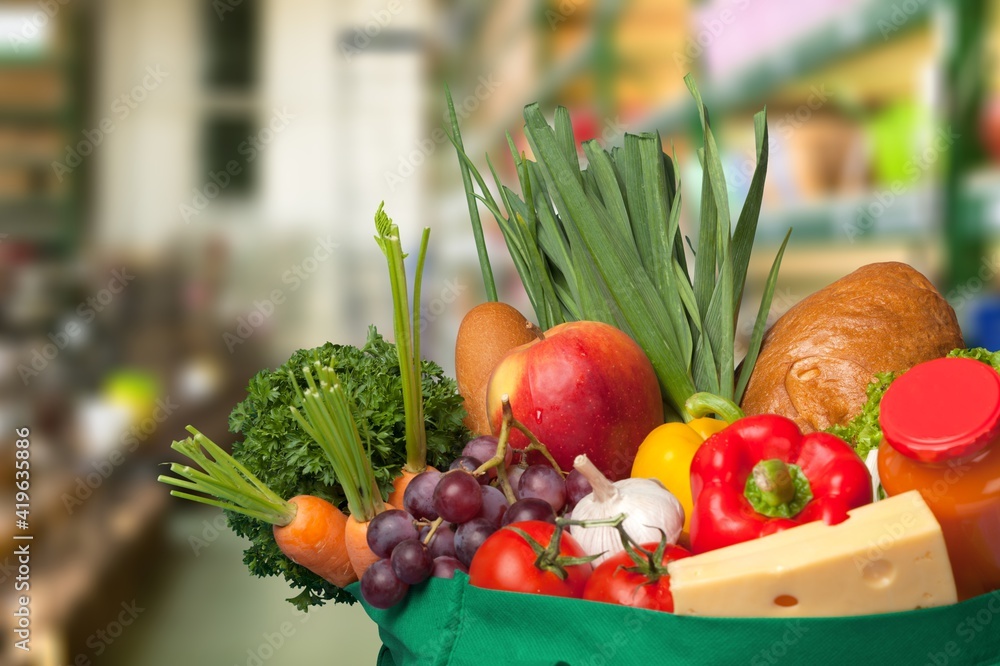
[773,595,798,607]
[861,559,896,589]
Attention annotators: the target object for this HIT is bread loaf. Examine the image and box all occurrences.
[740,262,964,432]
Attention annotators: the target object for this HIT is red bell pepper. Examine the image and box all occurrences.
[688,412,872,554]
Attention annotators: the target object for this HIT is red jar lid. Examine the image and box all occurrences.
[880,357,1000,463]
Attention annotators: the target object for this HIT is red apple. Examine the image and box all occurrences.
[486,321,663,481]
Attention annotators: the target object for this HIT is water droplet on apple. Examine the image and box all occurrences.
[534,409,543,423]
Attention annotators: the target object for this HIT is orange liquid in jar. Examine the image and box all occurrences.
[879,441,1000,600]
[877,357,1000,601]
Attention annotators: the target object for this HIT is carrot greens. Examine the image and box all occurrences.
[290,362,384,522]
[158,426,295,526]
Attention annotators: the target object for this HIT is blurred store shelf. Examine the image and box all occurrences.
[755,187,937,246]
[959,169,1000,235]
[635,0,935,135]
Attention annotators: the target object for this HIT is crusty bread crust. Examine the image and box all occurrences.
[740,262,965,432]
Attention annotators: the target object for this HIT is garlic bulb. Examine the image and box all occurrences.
[569,454,684,565]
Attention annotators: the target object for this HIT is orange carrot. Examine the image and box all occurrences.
[343,504,394,579]
[159,428,357,588]
[275,495,356,587]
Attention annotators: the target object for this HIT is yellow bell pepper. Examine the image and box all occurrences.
[687,417,729,442]
[630,393,744,536]
[630,418,727,535]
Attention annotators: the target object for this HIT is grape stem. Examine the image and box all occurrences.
[422,516,444,546]
[513,419,564,477]
[472,395,564,505]
[474,398,517,503]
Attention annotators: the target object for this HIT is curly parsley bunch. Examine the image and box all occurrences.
[226,326,469,609]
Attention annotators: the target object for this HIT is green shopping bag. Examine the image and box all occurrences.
[349,574,1000,666]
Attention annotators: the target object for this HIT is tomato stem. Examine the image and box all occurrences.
[506,523,600,582]
[616,525,670,582]
[505,515,621,582]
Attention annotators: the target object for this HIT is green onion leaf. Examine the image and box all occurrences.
[736,228,792,402]
[446,84,496,301]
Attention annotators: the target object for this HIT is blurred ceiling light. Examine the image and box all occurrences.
[177,357,223,403]
[0,8,55,57]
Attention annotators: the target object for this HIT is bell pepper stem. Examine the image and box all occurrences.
[751,459,796,506]
[684,392,745,424]
[744,459,813,519]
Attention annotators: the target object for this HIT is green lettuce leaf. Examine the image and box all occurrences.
[946,346,1000,371]
[827,372,899,460]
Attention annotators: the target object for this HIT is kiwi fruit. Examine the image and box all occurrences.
[455,302,538,435]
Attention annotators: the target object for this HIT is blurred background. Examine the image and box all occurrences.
[1,0,999,664]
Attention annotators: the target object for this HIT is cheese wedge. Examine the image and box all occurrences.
[668,490,957,617]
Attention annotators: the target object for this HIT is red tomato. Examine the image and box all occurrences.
[582,543,692,611]
[469,521,593,597]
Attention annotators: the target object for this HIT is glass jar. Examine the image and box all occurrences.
[878,357,1000,601]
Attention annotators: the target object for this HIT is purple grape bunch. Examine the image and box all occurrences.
[360,433,576,609]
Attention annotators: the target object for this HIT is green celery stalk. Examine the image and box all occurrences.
[374,203,429,473]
